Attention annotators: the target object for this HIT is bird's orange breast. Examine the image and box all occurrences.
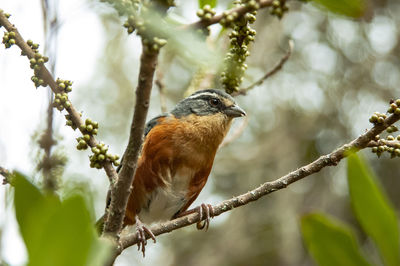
[124,114,233,225]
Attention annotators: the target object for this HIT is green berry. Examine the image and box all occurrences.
[92,147,100,154]
[101,146,108,154]
[84,134,91,142]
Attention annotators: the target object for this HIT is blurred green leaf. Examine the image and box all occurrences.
[150,11,222,67]
[348,154,400,266]
[312,0,367,18]
[198,0,217,8]
[301,213,372,266]
[14,172,61,259]
[13,173,111,266]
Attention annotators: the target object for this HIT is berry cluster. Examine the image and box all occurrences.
[2,31,16,48]
[270,0,289,19]
[221,0,258,94]
[220,0,259,28]
[387,99,400,115]
[52,79,74,111]
[56,78,73,93]
[89,142,120,169]
[79,119,99,137]
[75,118,98,150]
[53,92,71,111]
[26,40,50,87]
[65,113,81,130]
[143,36,167,52]
[371,135,400,158]
[196,5,216,21]
[369,112,387,125]
[121,4,168,51]
[369,99,400,158]
[0,10,11,20]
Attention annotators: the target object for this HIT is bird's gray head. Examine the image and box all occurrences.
[171,89,246,118]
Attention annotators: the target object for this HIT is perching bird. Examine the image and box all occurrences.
[111,89,245,255]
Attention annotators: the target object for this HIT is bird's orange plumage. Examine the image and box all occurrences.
[124,113,232,226]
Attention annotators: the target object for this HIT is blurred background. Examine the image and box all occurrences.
[1,0,400,265]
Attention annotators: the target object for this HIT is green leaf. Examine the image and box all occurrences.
[30,195,95,266]
[198,0,217,8]
[13,173,111,266]
[14,173,61,258]
[312,0,367,18]
[348,154,400,266]
[301,213,372,266]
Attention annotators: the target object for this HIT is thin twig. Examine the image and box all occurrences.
[0,12,118,183]
[219,116,248,148]
[187,0,274,29]
[102,44,159,242]
[39,0,59,191]
[114,111,400,257]
[233,39,294,96]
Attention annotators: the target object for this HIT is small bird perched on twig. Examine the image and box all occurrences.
[104,89,246,255]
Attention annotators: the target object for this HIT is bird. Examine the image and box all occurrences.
[108,89,246,255]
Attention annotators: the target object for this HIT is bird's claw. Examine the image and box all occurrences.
[196,203,214,231]
[135,216,156,257]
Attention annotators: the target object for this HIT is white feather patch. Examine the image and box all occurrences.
[138,167,194,224]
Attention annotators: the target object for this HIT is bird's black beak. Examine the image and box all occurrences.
[224,104,246,118]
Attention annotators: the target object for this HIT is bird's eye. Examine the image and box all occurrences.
[209,98,220,107]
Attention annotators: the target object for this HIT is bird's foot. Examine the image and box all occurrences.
[196,203,214,231]
[135,215,156,257]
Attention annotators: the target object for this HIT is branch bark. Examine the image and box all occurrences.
[114,111,400,256]
[0,12,118,183]
[102,43,159,239]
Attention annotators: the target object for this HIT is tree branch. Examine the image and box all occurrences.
[187,0,274,29]
[233,39,294,96]
[38,0,60,191]
[0,12,118,183]
[115,111,400,256]
[102,43,159,239]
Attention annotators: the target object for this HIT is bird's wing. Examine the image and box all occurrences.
[144,114,169,136]
[116,114,169,173]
